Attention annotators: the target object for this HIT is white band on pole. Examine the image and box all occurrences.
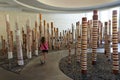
[8,52,13,59]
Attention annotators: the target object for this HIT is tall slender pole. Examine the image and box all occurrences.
[51,22,54,50]
[72,24,74,43]
[92,10,98,65]
[26,19,32,59]
[77,36,81,63]
[1,36,6,55]
[47,23,50,49]
[39,14,42,38]
[35,21,38,56]
[104,22,108,56]
[15,21,24,65]
[112,10,119,74]
[44,20,46,37]
[10,31,13,52]
[6,14,13,59]
[81,17,87,74]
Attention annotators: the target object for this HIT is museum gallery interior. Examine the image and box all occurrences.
[0,0,120,80]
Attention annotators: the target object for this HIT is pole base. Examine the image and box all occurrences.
[92,61,96,65]
[81,70,87,74]
[113,70,119,75]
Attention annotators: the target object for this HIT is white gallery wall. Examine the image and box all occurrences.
[0,11,37,42]
[0,7,119,43]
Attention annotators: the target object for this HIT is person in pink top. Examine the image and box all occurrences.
[40,37,48,64]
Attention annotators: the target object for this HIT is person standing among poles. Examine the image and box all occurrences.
[40,37,48,64]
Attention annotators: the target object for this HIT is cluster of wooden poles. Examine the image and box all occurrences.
[67,10,119,75]
[0,14,71,66]
[0,10,119,75]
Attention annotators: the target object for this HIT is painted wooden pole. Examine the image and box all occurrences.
[32,30,35,54]
[54,27,56,49]
[87,20,90,48]
[97,21,100,47]
[65,30,67,47]
[109,20,112,42]
[77,36,81,63]
[72,24,74,43]
[99,22,103,47]
[10,31,14,52]
[92,10,98,65]
[26,19,32,59]
[106,35,111,60]
[39,14,42,39]
[1,36,6,55]
[104,22,108,56]
[63,30,65,47]
[81,17,87,74]
[47,23,50,49]
[15,22,24,65]
[6,15,13,59]
[112,10,119,74]
[60,32,62,49]
[44,20,46,37]
[22,28,27,52]
[68,31,72,64]
[89,20,93,48]
[56,28,60,50]
[51,22,54,50]
[22,27,24,49]
[76,22,80,39]
[109,20,111,36]
[35,21,38,56]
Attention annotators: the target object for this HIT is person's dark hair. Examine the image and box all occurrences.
[41,37,45,44]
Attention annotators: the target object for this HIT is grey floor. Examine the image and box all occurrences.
[0,50,72,80]
[0,43,120,80]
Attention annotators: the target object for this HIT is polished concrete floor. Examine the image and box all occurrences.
[0,44,120,80]
[0,50,72,80]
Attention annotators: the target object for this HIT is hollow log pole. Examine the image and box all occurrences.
[97,21,100,47]
[99,22,103,47]
[56,28,60,50]
[77,36,81,63]
[10,31,14,52]
[81,17,88,74]
[39,14,42,39]
[35,21,38,56]
[47,23,51,49]
[72,24,74,43]
[60,32,62,49]
[87,20,90,48]
[44,20,46,38]
[106,35,111,60]
[68,31,72,64]
[51,22,54,50]
[22,27,25,51]
[1,36,6,55]
[22,28,27,53]
[76,22,79,41]
[6,15,13,59]
[62,32,64,47]
[54,27,56,49]
[92,10,98,65]
[89,20,93,48]
[104,22,108,56]
[32,30,35,55]
[112,10,119,74]
[15,22,24,65]
[65,30,67,47]
[26,20,32,59]
[109,20,111,41]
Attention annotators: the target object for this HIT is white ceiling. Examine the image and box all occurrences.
[0,0,119,13]
[38,0,116,8]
